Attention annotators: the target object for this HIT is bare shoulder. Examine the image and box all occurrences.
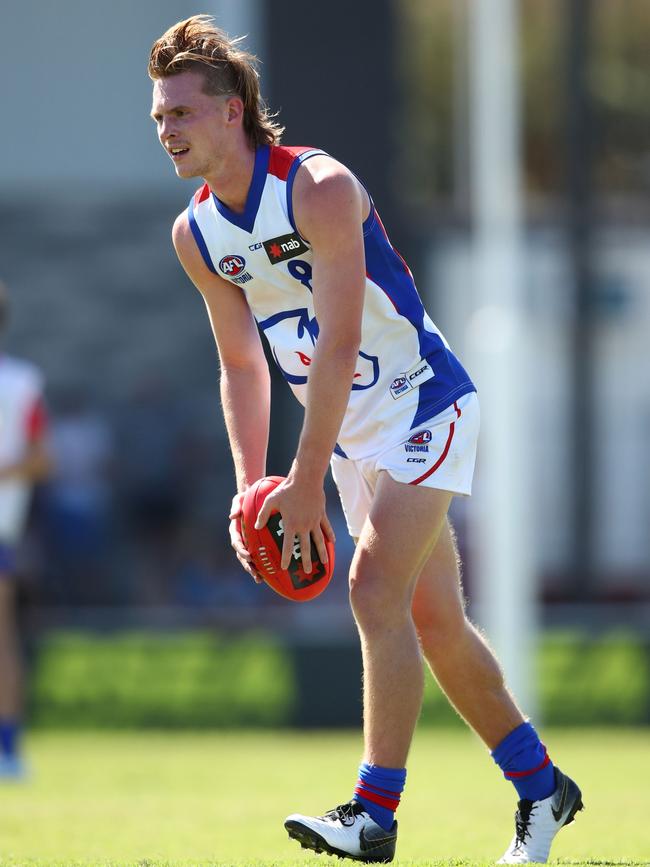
[292,155,369,240]
[171,209,225,293]
[172,210,198,266]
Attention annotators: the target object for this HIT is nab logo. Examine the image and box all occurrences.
[408,430,432,445]
[219,255,246,277]
[263,232,309,264]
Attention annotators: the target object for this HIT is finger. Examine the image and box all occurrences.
[229,492,244,520]
[321,514,336,544]
[281,528,295,571]
[234,540,252,561]
[255,495,274,530]
[313,526,328,565]
[300,532,312,574]
[238,554,263,583]
[229,521,251,560]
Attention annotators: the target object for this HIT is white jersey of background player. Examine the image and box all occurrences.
[150,16,583,865]
[0,282,51,778]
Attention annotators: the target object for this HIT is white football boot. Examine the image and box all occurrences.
[285,799,397,863]
[498,767,584,863]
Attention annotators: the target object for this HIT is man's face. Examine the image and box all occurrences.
[151,70,233,179]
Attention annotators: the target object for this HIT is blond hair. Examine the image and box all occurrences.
[148,14,284,147]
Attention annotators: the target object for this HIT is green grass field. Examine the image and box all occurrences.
[0,728,647,867]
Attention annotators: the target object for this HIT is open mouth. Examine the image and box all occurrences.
[169,147,190,160]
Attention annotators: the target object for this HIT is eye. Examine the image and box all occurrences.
[174,109,186,118]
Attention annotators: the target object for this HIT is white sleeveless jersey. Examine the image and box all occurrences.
[189,145,475,460]
[0,355,45,542]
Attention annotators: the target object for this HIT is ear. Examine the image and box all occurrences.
[225,95,245,125]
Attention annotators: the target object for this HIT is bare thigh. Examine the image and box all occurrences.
[351,471,453,609]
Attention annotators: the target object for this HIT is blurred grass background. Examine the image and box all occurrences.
[28,630,650,729]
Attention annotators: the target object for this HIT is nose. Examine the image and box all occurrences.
[159,116,177,142]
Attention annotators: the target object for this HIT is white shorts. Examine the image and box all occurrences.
[330,392,480,538]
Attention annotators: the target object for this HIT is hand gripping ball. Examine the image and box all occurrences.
[240,476,335,601]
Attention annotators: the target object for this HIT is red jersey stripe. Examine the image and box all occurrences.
[25,396,47,441]
[268,145,317,181]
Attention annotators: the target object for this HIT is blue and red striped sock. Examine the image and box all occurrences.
[492,721,556,802]
[353,762,406,831]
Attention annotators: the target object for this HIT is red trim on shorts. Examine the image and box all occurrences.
[354,786,400,811]
[409,401,461,486]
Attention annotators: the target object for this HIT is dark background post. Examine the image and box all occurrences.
[566,0,596,598]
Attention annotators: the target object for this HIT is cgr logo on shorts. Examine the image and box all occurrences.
[219,254,253,285]
[407,457,426,463]
[405,429,432,453]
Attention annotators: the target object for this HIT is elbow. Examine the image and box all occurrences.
[220,356,271,383]
[38,452,55,482]
[317,327,361,359]
[316,329,362,363]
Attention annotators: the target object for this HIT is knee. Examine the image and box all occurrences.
[348,560,412,634]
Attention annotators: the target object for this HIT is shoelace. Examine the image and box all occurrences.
[514,801,536,848]
[323,801,361,826]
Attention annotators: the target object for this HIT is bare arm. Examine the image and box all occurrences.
[172,212,271,578]
[0,437,52,483]
[256,157,366,571]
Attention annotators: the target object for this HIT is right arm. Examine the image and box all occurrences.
[172,212,270,578]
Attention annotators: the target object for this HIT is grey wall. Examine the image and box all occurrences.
[0,0,265,194]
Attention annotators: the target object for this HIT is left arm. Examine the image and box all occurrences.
[0,397,52,483]
[256,158,366,571]
[0,439,51,483]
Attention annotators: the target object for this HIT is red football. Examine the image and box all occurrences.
[240,476,335,602]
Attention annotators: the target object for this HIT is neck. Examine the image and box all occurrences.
[204,142,257,214]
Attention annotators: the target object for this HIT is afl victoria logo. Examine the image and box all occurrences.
[219,255,246,277]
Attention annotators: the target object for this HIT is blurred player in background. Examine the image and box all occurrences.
[0,281,51,778]
[149,17,583,863]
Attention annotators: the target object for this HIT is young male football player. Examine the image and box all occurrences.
[149,16,583,863]
[0,282,51,778]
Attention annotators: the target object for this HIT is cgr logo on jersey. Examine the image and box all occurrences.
[263,233,309,264]
[389,360,434,400]
[405,429,432,453]
[219,255,253,285]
